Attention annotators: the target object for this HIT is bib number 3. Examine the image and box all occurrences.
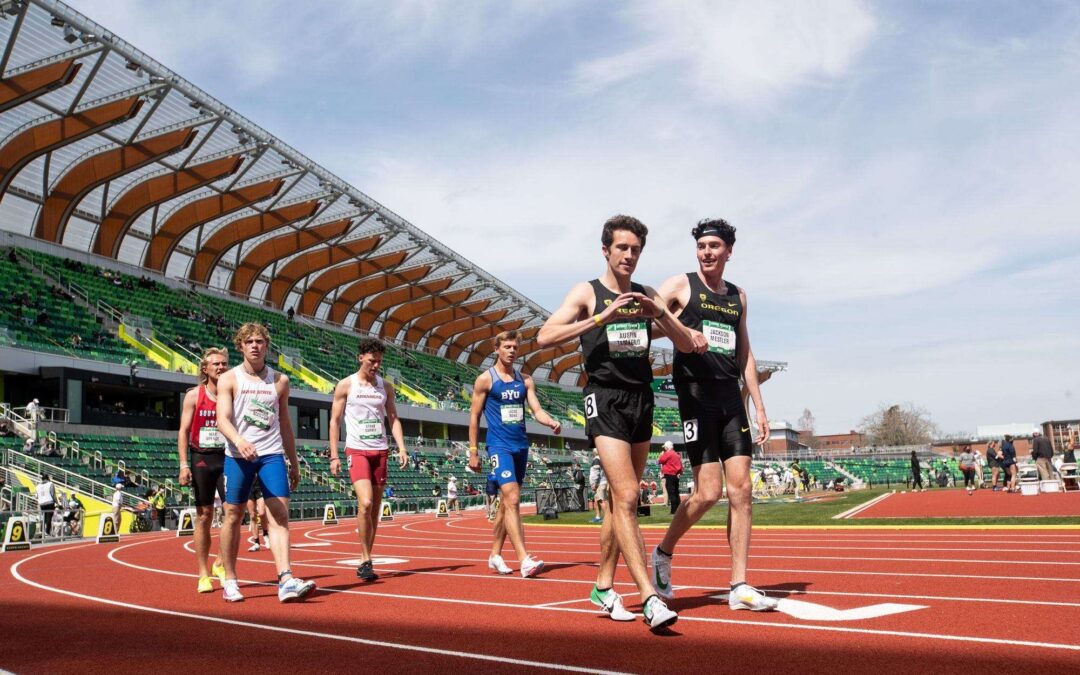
[683,419,698,443]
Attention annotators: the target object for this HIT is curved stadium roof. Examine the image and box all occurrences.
[0,0,786,383]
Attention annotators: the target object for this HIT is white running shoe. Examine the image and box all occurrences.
[222,580,244,603]
[727,583,778,611]
[589,586,635,621]
[650,546,674,599]
[643,595,678,630]
[488,554,513,575]
[248,542,261,552]
[520,555,544,578]
[278,577,317,603]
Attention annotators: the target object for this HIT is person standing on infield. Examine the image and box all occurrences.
[216,323,315,603]
[537,214,698,631]
[329,338,409,582]
[646,219,776,612]
[468,329,561,577]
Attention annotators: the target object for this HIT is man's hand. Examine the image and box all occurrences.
[398,449,409,470]
[236,438,257,461]
[549,419,562,435]
[329,457,340,476]
[179,466,192,486]
[755,410,770,445]
[687,329,709,353]
[467,451,482,473]
[597,292,643,324]
[634,293,665,320]
[288,464,300,491]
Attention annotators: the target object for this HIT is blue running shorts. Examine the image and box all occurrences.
[224,453,290,504]
[486,446,528,487]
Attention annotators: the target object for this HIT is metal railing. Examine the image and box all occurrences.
[2,447,150,510]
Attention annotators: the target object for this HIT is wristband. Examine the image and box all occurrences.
[592,314,603,327]
[330,457,340,463]
[469,446,478,453]
[180,463,190,469]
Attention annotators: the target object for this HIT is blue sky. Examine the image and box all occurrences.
[71,0,1080,435]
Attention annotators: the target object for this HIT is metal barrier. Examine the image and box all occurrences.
[2,448,149,510]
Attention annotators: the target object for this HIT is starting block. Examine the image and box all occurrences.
[2,516,31,552]
[322,504,338,525]
[176,508,196,537]
[436,498,449,518]
[380,501,394,522]
[96,513,119,543]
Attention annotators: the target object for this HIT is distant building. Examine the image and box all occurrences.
[1041,419,1080,452]
[763,420,801,455]
[807,430,866,452]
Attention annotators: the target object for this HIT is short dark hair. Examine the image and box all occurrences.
[692,218,736,248]
[357,338,386,356]
[601,215,648,249]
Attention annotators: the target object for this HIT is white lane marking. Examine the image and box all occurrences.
[337,557,410,566]
[833,492,894,520]
[711,595,926,622]
[12,547,628,675]
[43,539,1080,655]
[291,543,331,548]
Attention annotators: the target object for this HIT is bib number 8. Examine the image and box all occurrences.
[584,393,598,419]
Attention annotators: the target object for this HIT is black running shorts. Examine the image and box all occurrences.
[675,380,752,466]
[190,451,225,507]
[583,384,654,445]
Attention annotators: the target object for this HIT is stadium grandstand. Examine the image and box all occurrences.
[0,0,792,535]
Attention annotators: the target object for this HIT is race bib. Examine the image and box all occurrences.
[242,399,274,430]
[355,418,384,440]
[198,425,224,449]
[500,404,524,425]
[703,320,736,355]
[606,321,648,358]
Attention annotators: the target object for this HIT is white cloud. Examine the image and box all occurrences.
[574,0,878,105]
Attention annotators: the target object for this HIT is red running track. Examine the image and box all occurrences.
[3,512,1080,674]
[852,488,1080,518]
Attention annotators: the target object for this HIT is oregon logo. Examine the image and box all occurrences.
[603,299,612,306]
[700,292,707,301]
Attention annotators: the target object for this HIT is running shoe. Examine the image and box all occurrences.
[520,555,545,578]
[248,541,261,552]
[222,580,244,603]
[356,560,379,582]
[643,595,678,630]
[212,561,226,582]
[650,546,674,599]
[278,577,316,602]
[488,554,513,575]
[197,576,214,593]
[589,586,635,621]
[589,516,603,523]
[727,583,778,611]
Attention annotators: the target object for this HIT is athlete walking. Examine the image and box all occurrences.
[649,218,777,612]
[329,338,409,582]
[468,329,561,578]
[177,347,229,593]
[538,215,698,630]
[216,323,315,603]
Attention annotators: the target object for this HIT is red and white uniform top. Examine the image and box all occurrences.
[190,385,224,453]
[344,373,388,451]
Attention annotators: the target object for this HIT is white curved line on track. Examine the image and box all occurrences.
[10,542,627,675]
[13,538,1080,655]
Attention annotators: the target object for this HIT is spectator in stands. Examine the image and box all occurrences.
[910,451,924,492]
[571,462,587,505]
[1001,435,1018,492]
[112,469,130,487]
[23,436,35,454]
[36,474,57,535]
[0,418,11,436]
[383,485,394,500]
[25,398,40,423]
[411,449,421,470]
[416,433,425,448]
[286,307,295,321]
[34,309,49,326]
[1031,431,1055,481]
[69,333,82,348]
[658,441,683,514]
[1064,443,1078,465]
[958,445,977,495]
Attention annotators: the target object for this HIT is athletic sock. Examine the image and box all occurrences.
[729,581,746,592]
[595,586,612,594]
[656,546,673,558]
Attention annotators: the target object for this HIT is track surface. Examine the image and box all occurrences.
[3,511,1080,674]
[853,488,1080,518]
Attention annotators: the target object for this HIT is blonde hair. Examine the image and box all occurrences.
[232,322,271,351]
[493,329,520,349]
[198,347,229,385]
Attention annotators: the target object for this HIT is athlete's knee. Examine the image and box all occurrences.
[195,507,213,524]
[357,497,373,512]
[501,490,521,509]
[608,486,639,512]
[726,478,751,508]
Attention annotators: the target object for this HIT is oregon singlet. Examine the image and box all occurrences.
[190,385,225,452]
[672,274,743,384]
[580,279,653,387]
[344,373,389,451]
[483,367,528,450]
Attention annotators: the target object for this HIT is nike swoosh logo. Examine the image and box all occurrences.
[740,427,750,433]
[654,567,669,590]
